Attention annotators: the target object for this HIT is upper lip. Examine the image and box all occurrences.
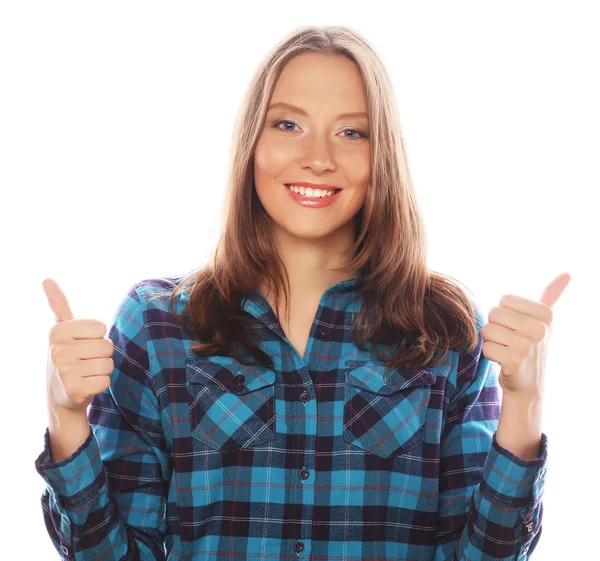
[285,182,342,191]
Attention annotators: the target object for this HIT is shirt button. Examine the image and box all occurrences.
[294,541,304,552]
[61,545,69,555]
[523,545,529,554]
[539,468,546,481]
[525,522,534,533]
[299,390,310,402]
[299,467,309,480]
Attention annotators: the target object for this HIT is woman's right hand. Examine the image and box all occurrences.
[43,278,115,413]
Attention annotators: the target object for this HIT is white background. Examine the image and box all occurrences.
[1,1,597,559]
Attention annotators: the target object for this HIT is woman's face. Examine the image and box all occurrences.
[253,53,371,243]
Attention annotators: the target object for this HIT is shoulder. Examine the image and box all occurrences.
[128,274,190,317]
[465,291,486,334]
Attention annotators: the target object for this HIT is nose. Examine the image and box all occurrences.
[299,133,336,174]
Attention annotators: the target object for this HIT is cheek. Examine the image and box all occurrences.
[340,149,370,181]
[254,136,291,178]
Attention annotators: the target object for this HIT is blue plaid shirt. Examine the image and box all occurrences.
[35,273,547,560]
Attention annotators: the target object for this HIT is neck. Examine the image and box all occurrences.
[258,223,357,310]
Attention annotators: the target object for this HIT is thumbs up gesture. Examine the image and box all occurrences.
[480,272,571,402]
[43,278,115,413]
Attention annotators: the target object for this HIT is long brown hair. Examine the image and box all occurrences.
[149,24,479,373]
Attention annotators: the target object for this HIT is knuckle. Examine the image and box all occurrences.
[48,323,61,343]
[53,344,66,358]
[488,306,500,321]
[104,338,115,355]
[49,345,59,363]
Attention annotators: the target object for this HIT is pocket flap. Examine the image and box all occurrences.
[185,356,276,395]
[345,359,436,395]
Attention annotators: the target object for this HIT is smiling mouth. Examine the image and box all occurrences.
[285,184,342,195]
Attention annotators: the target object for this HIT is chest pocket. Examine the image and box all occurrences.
[343,359,436,459]
[185,356,276,453]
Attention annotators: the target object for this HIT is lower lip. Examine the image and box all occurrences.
[284,185,343,208]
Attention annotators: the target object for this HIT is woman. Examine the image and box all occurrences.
[37,25,547,560]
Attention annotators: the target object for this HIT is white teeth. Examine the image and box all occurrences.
[287,185,337,198]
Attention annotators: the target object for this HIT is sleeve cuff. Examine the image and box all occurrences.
[34,426,107,506]
[479,431,548,508]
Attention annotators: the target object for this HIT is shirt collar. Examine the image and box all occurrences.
[241,269,362,322]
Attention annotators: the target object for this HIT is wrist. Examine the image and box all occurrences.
[496,394,544,461]
[48,401,88,426]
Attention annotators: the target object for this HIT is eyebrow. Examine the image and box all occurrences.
[267,102,368,120]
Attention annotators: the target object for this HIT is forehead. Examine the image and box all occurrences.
[270,53,367,112]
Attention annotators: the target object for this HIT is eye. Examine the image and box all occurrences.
[273,119,298,132]
[271,119,368,140]
[342,129,363,140]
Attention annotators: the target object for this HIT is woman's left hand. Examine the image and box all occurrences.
[480,272,571,401]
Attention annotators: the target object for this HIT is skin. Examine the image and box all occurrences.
[483,272,571,459]
[254,53,573,461]
[254,52,371,315]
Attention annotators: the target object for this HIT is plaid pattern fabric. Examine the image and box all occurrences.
[35,273,547,560]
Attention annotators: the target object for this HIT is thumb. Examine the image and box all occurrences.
[539,271,571,309]
[42,278,75,322]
